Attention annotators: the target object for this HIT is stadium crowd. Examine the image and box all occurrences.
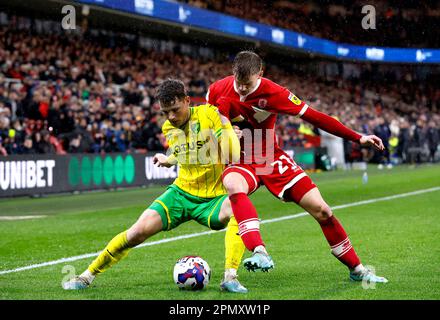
[0,13,439,165]
[182,0,440,48]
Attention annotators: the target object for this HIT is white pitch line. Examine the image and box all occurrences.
[0,215,47,221]
[0,186,439,276]
[261,186,440,224]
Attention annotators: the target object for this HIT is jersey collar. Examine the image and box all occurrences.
[233,78,262,102]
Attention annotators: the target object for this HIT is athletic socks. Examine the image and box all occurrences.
[87,230,132,275]
[224,215,246,270]
[319,215,361,269]
[229,192,265,252]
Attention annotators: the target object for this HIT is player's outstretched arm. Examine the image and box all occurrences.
[153,153,177,168]
[302,108,385,151]
[301,107,362,143]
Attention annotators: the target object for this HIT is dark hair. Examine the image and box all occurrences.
[232,51,263,82]
[155,79,187,107]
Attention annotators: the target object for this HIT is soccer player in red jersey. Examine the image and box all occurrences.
[207,51,388,283]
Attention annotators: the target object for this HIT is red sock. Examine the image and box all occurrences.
[319,215,361,269]
[229,192,264,251]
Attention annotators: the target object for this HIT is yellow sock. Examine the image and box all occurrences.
[88,231,131,275]
[224,216,246,270]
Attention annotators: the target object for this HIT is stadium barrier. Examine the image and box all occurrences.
[0,148,316,197]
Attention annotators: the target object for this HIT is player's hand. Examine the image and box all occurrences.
[233,125,243,139]
[360,135,385,151]
[153,153,172,168]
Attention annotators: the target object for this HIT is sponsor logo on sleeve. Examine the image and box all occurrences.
[288,92,302,105]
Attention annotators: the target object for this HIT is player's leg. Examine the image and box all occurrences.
[62,209,163,290]
[217,198,247,293]
[89,209,163,274]
[63,187,181,290]
[222,167,274,272]
[189,193,247,293]
[263,151,362,273]
[287,183,388,283]
[295,185,362,269]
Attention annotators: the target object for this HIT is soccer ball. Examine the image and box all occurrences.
[173,256,211,290]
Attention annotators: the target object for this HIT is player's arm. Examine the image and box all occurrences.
[155,125,179,167]
[219,115,241,163]
[269,90,384,151]
[302,108,384,151]
[207,106,241,163]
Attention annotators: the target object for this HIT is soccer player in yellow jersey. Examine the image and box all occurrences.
[63,79,248,293]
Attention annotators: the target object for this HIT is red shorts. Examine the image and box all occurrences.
[222,149,316,204]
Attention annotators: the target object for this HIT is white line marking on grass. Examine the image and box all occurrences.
[0,231,218,275]
[0,215,47,221]
[261,186,440,224]
[0,186,439,276]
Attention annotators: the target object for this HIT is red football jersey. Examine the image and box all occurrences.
[207,75,308,127]
[206,75,309,162]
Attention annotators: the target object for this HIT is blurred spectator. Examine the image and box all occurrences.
[35,130,56,154]
[426,120,439,162]
[0,10,438,168]
[373,117,392,168]
[21,135,35,154]
[68,134,85,153]
[408,119,426,165]
[0,137,7,155]
[397,120,411,163]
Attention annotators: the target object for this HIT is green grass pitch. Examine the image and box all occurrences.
[1,164,439,300]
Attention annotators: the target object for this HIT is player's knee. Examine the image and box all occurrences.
[219,199,232,218]
[218,213,230,226]
[311,203,333,223]
[127,210,162,245]
[127,224,147,246]
[222,178,242,194]
[223,173,248,195]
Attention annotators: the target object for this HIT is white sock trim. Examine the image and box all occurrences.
[254,245,268,255]
[352,264,365,274]
[238,219,260,236]
[224,268,237,281]
[80,269,96,283]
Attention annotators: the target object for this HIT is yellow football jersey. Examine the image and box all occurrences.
[162,104,238,198]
